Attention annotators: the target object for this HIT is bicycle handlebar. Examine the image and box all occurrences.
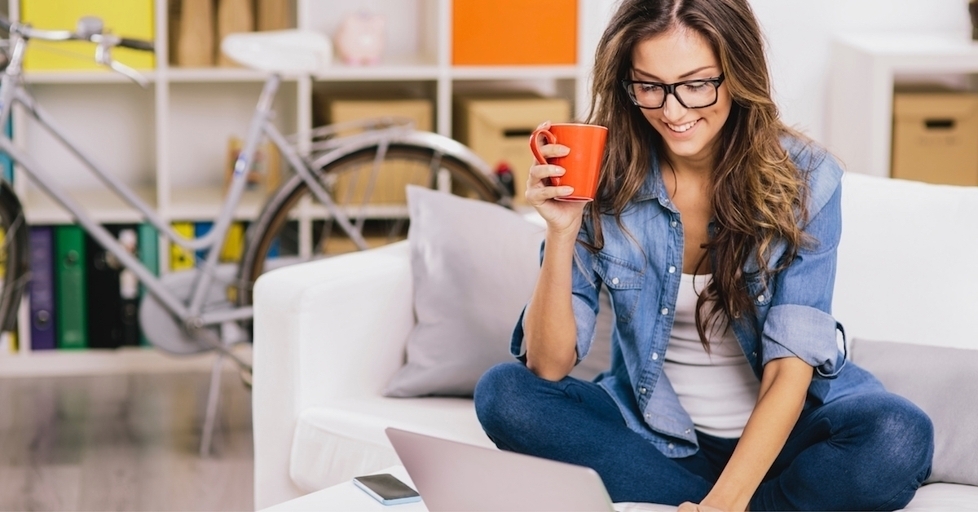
[118,37,155,52]
[0,14,155,53]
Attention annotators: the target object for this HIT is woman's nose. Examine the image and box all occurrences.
[662,92,688,121]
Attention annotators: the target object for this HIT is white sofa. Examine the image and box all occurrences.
[253,172,978,510]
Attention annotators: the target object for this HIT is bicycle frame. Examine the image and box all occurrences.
[0,23,492,351]
[0,32,324,334]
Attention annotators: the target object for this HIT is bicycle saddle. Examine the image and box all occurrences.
[221,29,332,74]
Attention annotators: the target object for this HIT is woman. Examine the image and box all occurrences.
[473,0,934,510]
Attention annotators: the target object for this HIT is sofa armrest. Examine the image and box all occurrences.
[252,241,414,508]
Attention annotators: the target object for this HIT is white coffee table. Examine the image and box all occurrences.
[263,466,426,512]
[262,465,675,512]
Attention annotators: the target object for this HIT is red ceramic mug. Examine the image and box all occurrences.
[529,123,608,202]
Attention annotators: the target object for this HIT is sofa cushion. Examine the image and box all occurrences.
[383,186,546,397]
[899,483,978,511]
[290,397,492,491]
[851,338,978,487]
[835,173,978,348]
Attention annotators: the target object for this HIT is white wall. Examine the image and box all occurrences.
[752,0,971,143]
[583,0,973,143]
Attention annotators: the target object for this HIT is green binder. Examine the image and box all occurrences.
[137,223,159,347]
[55,225,88,349]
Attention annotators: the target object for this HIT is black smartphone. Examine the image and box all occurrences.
[352,473,422,505]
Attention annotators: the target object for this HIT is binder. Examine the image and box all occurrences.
[138,223,159,277]
[220,221,245,262]
[86,225,140,349]
[137,223,159,347]
[0,331,16,354]
[28,226,57,350]
[170,222,195,271]
[194,221,213,262]
[1,224,16,353]
[1,115,13,183]
[54,225,88,350]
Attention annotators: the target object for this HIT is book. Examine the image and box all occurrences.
[220,221,245,262]
[86,225,140,349]
[54,225,88,350]
[0,225,11,353]
[0,331,16,354]
[1,115,13,183]
[28,226,57,350]
[137,223,159,347]
[257,0,291,31]
[194,221,213,262]
[170,222,195,271]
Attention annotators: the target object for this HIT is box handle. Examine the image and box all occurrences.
[504,128,535,138]
[924,119,955,130]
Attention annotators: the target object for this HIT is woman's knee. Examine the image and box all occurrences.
[872,395,934,478]
[473,362,537,432]
[844,393,934,506]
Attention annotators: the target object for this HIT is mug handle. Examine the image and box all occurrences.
[529,127,557,165]
[529,127,560,186]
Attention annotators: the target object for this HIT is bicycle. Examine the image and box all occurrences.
[0,16,509,451]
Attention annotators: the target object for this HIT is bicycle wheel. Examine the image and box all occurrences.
[236,137,507,305]
[0,181,30,333]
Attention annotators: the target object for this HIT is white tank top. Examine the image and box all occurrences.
[662,273,760,439]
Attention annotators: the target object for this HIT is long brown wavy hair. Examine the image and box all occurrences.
[584,0,812,347]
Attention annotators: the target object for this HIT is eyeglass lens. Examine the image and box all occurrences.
[628,80,718,108]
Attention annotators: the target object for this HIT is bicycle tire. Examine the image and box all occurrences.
[236,139,507,306]
[0,181,30,332]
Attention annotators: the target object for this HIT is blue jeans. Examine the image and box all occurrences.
[474,362,933,511]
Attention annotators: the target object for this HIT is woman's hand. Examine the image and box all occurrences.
[526,122,588,236]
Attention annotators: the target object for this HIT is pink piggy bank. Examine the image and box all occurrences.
[334,11,386,65]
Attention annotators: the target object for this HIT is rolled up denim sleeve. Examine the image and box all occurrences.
[761,177,845,378]
[511,238,601,365]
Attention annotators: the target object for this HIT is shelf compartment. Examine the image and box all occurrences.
[167,186,269,221]
[23,186,158,225]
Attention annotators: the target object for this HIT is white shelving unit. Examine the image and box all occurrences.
[827,32,978,178]
[1,0,604,373]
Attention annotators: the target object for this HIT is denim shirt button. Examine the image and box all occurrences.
[757,294,765,303]
[651,352,659,361]
[668,443,675,450]
[611,277,620,285]
[639,387,647,395]
[684,429,691,434]
[660,308,669,315]
[752,351,757,357]
[668,266,676,274]
[644,412,651,419]
[670,220,678,228]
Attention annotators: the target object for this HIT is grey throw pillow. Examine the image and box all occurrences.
[383,186,545,397]
[851,338,978,486]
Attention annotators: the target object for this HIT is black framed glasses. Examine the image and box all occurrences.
[621,73,725,109]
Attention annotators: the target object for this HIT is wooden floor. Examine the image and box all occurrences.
[0,370,254,511]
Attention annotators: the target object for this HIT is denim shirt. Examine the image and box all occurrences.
[511,137,883,458]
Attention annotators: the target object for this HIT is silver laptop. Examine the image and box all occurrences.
[385,427,615,512]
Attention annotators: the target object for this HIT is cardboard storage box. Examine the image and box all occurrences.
[21,0,155,71]
[892,91,978,186]
[454,95,571,205]
[452,0,577,65]
[324,98,433,205]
